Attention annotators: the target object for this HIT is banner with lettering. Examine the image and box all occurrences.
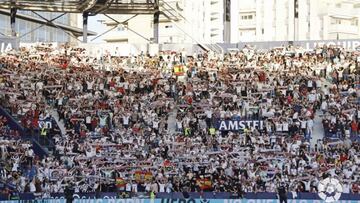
[3,198,360,203]
[215,119,264,131]
[3,191,360,201]
[0,37,19,52]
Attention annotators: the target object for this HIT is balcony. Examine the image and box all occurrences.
[103,31,129,42]
[239,7,256,13]
[238,20,256,29]
[210,0,219,5]
[328,9,359,18]
[328,24,359,35]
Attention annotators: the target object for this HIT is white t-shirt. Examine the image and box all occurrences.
[307,80,313,87]
[86,116,92,124]
[153,121,159,129]
[321,101,328,111]
[123,115,130,125]
[58,97,64,105]
[27,149,34,157]
[126,183,132,192]
[282,122,289,132]
[145,183,151,192]
[300,120,307,129]
[316,80,322,88]
[205,110,212,118]
[12,162,18,172]
[176,121,182,129]
[343,183,350,193]
[159,183,165,192]
[99,83,104,90]
[87,81,94,90]
[36,82,44,90]
[132,183,138,192]
[275,122,282,132]
[30,182,36,192]
[308,94,316,103]
[99,116,107,126]
[307,119,314,129]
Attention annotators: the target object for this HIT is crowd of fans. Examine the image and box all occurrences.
[0,43,359,198]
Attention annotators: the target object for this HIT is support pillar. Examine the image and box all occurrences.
[223,0,231,43]
[294,0,298,41]
[153,0,159,44]
[83,12,89,43]
[10,8,17,37]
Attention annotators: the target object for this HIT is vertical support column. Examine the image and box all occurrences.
[223,0,231,43]
[10,8,17,37]
[294,0,299,41]
[83,12,89,43]
[153,0,160,44]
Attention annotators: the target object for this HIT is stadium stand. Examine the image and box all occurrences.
[0,43,359,201]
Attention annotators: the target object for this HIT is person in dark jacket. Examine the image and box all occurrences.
[277,182,288,203]
[64,183,74,203]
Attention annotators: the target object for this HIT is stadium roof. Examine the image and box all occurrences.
[0,0,157,15]
[0,9,97,37]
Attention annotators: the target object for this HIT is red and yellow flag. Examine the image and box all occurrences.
[196,178,212,190]
[116,177,126,187]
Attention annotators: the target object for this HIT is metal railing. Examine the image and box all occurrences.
[0,0,156,14]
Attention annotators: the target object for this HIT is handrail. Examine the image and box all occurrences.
[0,105,49,157]
[0,106,26,136]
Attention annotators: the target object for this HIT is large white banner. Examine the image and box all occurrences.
[0,37,19,53]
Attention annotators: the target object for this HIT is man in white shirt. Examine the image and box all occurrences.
[123,114,130,129]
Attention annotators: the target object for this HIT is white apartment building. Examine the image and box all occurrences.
[98,0,227,44]
[94,0,360,44]
[234,0,360,42]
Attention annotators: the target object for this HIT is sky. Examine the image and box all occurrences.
[77,14,107,43]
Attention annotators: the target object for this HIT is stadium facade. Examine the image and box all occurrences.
[0,12,78,43]
[99,0,360,44]
[0,0,359,44]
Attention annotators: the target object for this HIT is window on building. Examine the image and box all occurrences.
[336,3,341,8]
[165,25,173,28]
[351,19,358,26]
[331,18,335,24]
[117,26,125,31]
[241,14,254,20]
[331,18,341,25]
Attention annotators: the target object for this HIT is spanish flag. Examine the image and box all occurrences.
[116,178,126,187]
[174,65,185,76]
[196,178,212,190]
[144,171,153,181]
[134,171,143,183]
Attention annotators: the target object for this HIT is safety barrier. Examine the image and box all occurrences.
[1,198,360,203]
[1,192,360,202]
[0,106,48,158]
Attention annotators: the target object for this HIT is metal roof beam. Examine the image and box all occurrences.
[32,11,82,42]
[0,9,97,37]
[0,0,157,14]
[80,0,99,12]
